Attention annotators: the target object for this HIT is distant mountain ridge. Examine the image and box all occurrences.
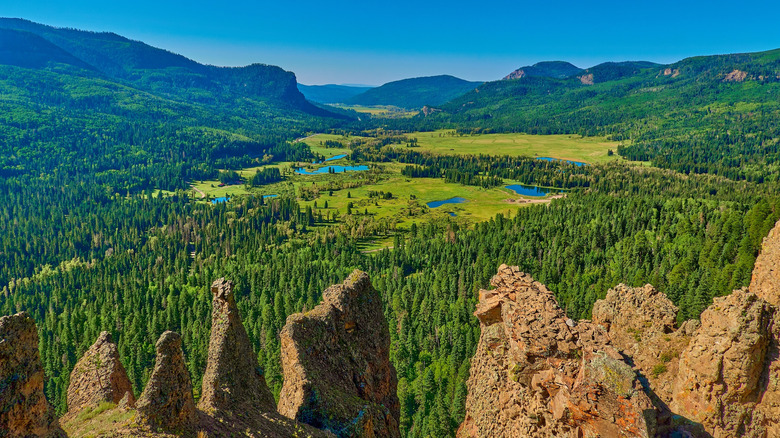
[298,83,374,103]
[503,61,582,80]
[346,75,483,109]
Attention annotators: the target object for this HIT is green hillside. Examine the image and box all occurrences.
[406,49,780,182]
[347,74,483,109]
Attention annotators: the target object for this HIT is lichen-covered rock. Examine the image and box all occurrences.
[751,219,780,307]
[0,312,66,437]
[457,265,656,438]
[198,278,276,415]
[278,270,400,438]
[137,331,196,433]
[592,284,690,404]
[66,331,135,417]
[672,289,775,437]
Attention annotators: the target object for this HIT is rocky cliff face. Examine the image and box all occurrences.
[592,284,694,404]
[278,270,400,438]
[0,312,66,437]
[198,277,277,415]
[65,331,135,417]
[751,219,780,307]
[671,289,776,437]
[136,331,196,433]
[457,265,656,438]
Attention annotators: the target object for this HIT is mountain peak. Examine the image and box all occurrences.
[503,61,583,80]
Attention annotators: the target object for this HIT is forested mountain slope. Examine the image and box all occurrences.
[0,18,335,115]
[394,49,780,181]
[347,75,483,109]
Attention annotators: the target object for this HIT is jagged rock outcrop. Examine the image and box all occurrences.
[0,312,66,437]
[278,270,400,438]
[671,289,776,437]
[198,277,276,415]
[751,219,780,306]
[136,331,196,433]
[592,284,693,403]
[457,265,656,438]
[66,331,135,416]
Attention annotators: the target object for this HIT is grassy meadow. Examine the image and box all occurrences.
[407,130,620,164]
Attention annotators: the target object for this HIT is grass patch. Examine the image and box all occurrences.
[406,130,621,164]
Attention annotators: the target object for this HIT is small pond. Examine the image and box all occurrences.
[427,197,468,208]
[211,197,229,204]
[295,165,369,175]
[536,157,587,167]
[505,184,556,197]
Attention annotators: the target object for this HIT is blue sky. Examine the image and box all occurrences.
[4,0,780,85]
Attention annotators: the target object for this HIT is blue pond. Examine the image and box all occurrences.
[449,212,457,217]
[211,197,229,204]
[262,194,278,199]
[505,184,556,197]
[324,154,348,162]
[295,165,369,175]
[537,157,587,167]
[427,197,467,208]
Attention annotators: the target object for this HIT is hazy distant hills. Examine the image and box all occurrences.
[345,75,483,109]
[298,84,374,104]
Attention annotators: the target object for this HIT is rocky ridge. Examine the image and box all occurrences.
[457,265,656,438]
[278,270,400,438]
[65,331,135,418]
[458,219,780,437]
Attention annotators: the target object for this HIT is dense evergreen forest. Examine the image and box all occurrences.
[2,19,780,438]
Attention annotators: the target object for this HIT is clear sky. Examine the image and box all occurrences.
[4,0,780,85]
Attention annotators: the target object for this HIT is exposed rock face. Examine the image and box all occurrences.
[504,69,527,80]
[751,219,780,307]
[578,73,594,85]
[671,289,776,437]
[198,277,276,415]
[592,284,691,403]
[0,312,66,437]
[66,331,135,416]
[136,331,196,433]
[457,265,656,438]
[723,69,748,82]
[278,270,400,438]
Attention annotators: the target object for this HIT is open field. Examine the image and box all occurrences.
[297,176,556,227]
[407,130,621,164]
[300,133,355,158]
[324,104,419,118]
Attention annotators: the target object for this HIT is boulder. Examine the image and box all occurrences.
[278,270,400,438]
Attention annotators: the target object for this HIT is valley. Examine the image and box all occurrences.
[1,15,780,438]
